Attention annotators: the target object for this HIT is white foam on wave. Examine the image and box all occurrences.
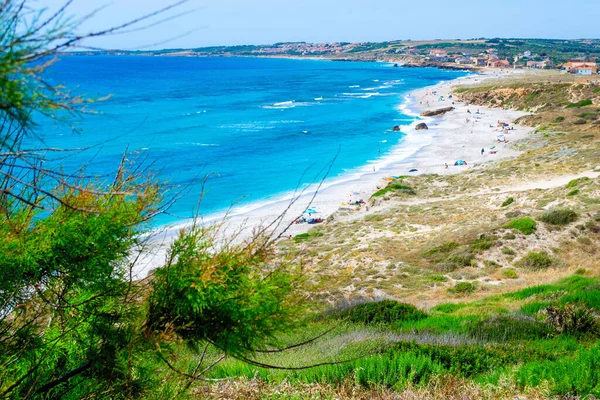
[348,85,360,88]
[182,110,207,116]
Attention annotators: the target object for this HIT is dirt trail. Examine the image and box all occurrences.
[393,170,600,207]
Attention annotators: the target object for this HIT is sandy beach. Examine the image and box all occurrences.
[133,69,535,279]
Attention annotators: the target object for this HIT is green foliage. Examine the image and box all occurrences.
[429,274,448,282]
[566,99,593,108]
[469,235,496,251]
[147,228,303,357]
[372,183,416,198]
[501,197,514,207]
[333,300,427,325]
[501,247,516,256]
[512,344,600,396]
[502,269,518,279]
[539,208,578,225]
[430,303,466,313]
[294,232,324,242]
[468,314,552,341]
[573,118,587,125]
[567,189,579,196]
[503,217,537,235]
[552,116,565,123]
[424,241,459,256]
[566,177,590,188]
[541,304,599,337]
[516,251,556,270]
[448,282,476,296]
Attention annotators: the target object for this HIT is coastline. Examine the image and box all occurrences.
[133,68,535,279]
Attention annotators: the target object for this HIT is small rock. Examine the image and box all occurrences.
[415,123,429,130]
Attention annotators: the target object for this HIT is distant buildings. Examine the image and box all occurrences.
[562,61,598,74]
[488,59,511,68]
[527,59,554,69]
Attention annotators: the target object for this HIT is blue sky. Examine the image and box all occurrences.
[38,0,600,50]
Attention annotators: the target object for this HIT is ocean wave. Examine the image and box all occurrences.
[262,100,315,109]
[348,85,360,88]
[175,142,220,147]
[182,110,207,116]
[314,97,323,101]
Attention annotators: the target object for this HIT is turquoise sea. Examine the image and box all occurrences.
[39,56,467,225]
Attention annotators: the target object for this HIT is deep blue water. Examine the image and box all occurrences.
[38,56,466,225]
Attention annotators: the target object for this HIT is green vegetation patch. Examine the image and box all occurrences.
[501,197,515,207]
[332,300,427,325]
[516,251,556,270]
[294,232,324,242]
[503,217,537,235]
[372,183,416,198]
[566,99,593,108]
[539,209,578,226]
[448,282,476,296]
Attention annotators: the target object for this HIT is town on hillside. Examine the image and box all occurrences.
[74,38,600,74]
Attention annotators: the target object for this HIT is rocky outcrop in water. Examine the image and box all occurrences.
[415,123,428,130]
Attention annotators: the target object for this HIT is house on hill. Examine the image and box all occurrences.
[472,57,487,66]
[527,59,554,69]
[488,59,510,68]
[562,61,598,74]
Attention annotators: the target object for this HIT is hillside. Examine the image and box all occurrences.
[183,70,600,399]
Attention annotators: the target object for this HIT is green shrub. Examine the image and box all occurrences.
[468,314,552,341]
[540,304,599,337]
[469,235,496,252]
[333,300,427,325]
[516,252,556,270]
[294,232,324,242]
[372,183,416,198]
[502,269,518,279]
[501,197,515,207]
[539,209,578,226]
[429,274,448,282]
[521,301,553,315]
[448,282,476,296]
[567,189,579,196]
[573,119,587,125]
[431,303,466,313]
[567,99,592,108]
[446,250,476,267]
[574,268,587,276]
[424,241,459,257]
[501,247,516,256]
[552,116,565,123]
[504,217,537,235]
[566,177,589,188]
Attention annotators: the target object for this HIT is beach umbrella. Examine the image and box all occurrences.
[409,168,418,173]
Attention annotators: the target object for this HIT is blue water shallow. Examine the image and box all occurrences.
[38,56,467,225]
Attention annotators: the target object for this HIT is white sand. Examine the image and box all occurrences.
[131,69,535,279]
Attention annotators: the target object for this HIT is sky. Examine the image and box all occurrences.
[37,0,600,50]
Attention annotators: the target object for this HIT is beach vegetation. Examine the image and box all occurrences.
[567,99,593,108]
[294,231,325,242]
[331,300,427,325]
[372,183,416,198]
[501,196,514,207]
[516,251,557,270]
[539,208,578,225]
[503,217,537,235]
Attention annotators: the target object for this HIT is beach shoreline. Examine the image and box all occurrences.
[134,68,536,278]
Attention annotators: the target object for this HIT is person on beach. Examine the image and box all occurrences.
[481,148,485,155]
[444,163,448,169]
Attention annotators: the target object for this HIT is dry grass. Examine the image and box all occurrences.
[193,375,549,400]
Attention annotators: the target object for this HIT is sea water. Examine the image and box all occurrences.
[38,56,467,225]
